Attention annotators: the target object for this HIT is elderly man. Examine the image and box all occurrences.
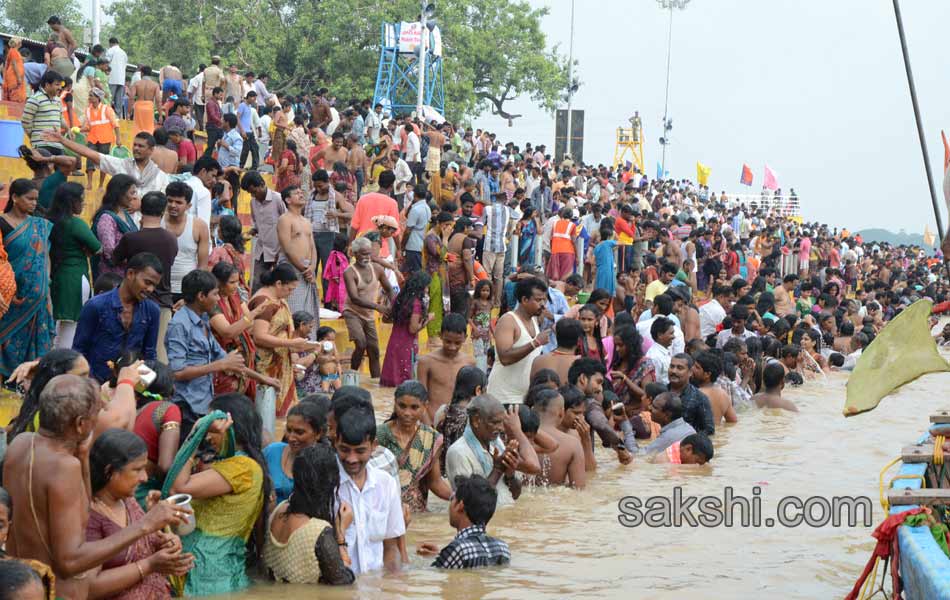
[445,395,540,507]
[3,374,188,600]
[44,129,170,197]
[623,391,696,456]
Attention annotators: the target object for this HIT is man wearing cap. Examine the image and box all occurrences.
[203,57,224,102]
[80,88,120,190]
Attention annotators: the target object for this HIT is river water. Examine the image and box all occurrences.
[228,357,949,599]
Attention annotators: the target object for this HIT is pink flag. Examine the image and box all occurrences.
[763,165,779,191]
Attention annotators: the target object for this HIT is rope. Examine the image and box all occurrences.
[879,457,902,512]
[935,435,945,466]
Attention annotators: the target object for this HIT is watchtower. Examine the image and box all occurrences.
[612,116,645,173]
[372,22,445,117]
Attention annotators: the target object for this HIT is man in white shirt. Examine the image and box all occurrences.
[446,396,526,509]
[183,156,218,225]
[105,37,128,118]
[637,294,685,355]
[365,103,383,144]
[699,284,732,338]
[335,406,405,574]
[393,153,413,208]
[405,123,421,181]
[187,68,205,129]
[646,316,676,385]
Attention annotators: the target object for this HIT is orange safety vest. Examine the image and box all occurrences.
[86,104,117,144]
[551,218,576,255]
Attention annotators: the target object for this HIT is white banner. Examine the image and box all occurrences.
[398,21,423,54]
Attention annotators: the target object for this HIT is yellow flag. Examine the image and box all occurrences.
[844,299,950,417]
[924,225,936,247]
[696,162,711,186]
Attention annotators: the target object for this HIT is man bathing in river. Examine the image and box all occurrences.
[531,388,586,488]
[3,374,188,600]
[753,362,799,412]
[417,313,474,424]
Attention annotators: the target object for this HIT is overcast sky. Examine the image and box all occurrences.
[472,0,950,234]
[88,1,949,232]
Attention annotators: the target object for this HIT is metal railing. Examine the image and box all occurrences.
[719,193,802,217]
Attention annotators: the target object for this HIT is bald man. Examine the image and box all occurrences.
[3,374,187,599]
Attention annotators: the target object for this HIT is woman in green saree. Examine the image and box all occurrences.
[168,393,270,596]
[375,380,452,513]
[424,212,454,342]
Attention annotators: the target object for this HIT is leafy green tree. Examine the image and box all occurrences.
[1,0,86,42]
[106,0,569,122]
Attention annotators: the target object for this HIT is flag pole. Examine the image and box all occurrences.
[892,0,947,252]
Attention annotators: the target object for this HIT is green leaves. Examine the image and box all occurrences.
[2,0,86,41]
[103,0,569,122]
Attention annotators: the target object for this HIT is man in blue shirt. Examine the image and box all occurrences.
[73,252,163,382]
[216,113,243,168]
[165,270,263,430]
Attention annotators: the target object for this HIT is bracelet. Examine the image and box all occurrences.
[117,379,136,388]
[337,540,348,547]
[530,338,539,349]
[243,315,252,324]
[135,560,145,581]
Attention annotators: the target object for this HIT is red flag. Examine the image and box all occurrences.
[740,163,753,186]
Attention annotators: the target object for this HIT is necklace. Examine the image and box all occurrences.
[552,349,575,356]
[92,496,129,527]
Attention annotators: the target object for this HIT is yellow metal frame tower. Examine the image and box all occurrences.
[612,122,645,174]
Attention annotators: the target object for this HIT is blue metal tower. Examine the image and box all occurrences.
[373,22,444,117]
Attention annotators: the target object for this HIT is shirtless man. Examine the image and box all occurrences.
[773,274,798,317]
[277,185,318,301]
[753,362,798,412]
[530,318,581,386]
[345,133,367,193]
[47,16,77,56]
[530,388,586,489]
[691,351,737,426]
[129,67,161,132]
[313,132,348,170]
[4,374,189,600]
[670,287,701,342]
[421,122,447,174]
[417,313,475,424]
[342,237,395,379]
[151,129,179,174]
[556,386,596,473]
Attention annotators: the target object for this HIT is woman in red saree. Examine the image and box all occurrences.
[209,261,270,398]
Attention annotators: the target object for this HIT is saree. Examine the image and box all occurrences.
[377,422,443,512]
[2,48,26,103]
[253,298,297,417]
[0,217,54,377]
[518,219,537,267]
[0,238,17,321]
[208,244,250,302]
[424,232,448,340]
[211,292,257,398]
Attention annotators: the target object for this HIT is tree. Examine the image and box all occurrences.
[106,0,569,123]
[1,0,85,42]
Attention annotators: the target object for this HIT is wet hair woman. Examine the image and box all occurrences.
[262,443,355,585]
[263,401,328,505]
[86,429,193,599]
[131,360,182,484]
[169,393,271,596]
[377,380,452,512]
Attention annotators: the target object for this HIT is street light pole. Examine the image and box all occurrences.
[657,0,690,177]
[92,0,101,45]
[415,1,427,117]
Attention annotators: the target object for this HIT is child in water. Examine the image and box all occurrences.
[469,280,493,373]
[292,315,342,396]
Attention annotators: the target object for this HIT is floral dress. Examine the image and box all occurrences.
[376,422,443,512]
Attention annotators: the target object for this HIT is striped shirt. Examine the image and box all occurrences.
[21,90,63,150]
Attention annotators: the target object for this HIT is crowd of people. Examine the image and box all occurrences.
[0,15,948,600]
